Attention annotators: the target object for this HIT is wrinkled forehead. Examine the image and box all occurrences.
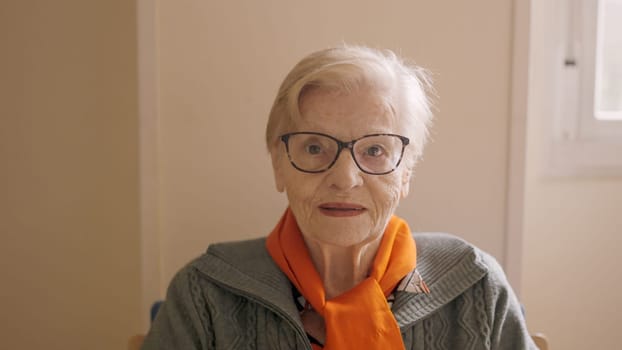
[293,85,408,138]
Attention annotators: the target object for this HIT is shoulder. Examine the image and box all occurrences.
[164,237,276,293]
[191,237,277,277]
[414,232,479,261]
[181,237,293,303]
[413,232,508,293]
[144,238,285,349]
[412,233,520,316]
[403,234,534,348]
[414,233,486,275]
[159,237,292,315]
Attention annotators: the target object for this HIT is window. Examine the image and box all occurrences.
[594,0,622,121]
[547,0,622,176]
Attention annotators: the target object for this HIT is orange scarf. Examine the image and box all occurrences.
[266,208,417,350]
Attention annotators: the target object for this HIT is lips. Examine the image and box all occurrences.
[318,202,367,217]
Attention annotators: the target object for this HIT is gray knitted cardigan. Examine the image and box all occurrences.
[142,233,537,350]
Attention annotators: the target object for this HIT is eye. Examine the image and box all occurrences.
[305,143,323,155]
[364,145,385,157]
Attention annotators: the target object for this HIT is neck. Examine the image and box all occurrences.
[303,234,384,299]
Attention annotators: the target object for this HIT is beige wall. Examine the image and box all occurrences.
[0,1,142,349]
[156,0,516,293]
[5,1,617,348]
[521,1,622,348]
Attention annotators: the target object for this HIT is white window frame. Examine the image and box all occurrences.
[547,0,622,177]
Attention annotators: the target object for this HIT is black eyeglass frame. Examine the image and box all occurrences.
[280,131,410,175]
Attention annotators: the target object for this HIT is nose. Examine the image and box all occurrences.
[326,149,363,190]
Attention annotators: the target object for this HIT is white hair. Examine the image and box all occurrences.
[265,44,434,165]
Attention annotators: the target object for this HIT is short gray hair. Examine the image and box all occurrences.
[265,44,434,163]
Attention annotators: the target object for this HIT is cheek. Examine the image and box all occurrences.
[370,177,403,215]
[283,173,320,212]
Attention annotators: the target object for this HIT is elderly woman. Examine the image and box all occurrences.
[142,45,536,349]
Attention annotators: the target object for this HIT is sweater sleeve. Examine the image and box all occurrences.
[482,254,538,350]
[141,265,213,350]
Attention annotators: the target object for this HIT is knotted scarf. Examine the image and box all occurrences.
[266,208,417,350]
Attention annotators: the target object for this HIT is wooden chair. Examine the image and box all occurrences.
[531,333,549,350]
[128,334,145,350]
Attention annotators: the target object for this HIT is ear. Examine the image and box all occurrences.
[270,146,286,193]
[400,166,412,199]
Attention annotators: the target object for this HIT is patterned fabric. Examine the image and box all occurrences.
[141,233,539,350]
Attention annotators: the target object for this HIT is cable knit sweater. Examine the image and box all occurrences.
[141,233,537,350]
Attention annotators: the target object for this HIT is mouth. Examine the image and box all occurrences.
[318,202,367,217]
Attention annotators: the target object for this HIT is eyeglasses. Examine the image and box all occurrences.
[280,132,410,175]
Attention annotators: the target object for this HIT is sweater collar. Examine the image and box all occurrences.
[193,233,488,329]
[194,238,304,330]
[392,233,489,328]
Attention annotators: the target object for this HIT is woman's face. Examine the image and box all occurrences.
[271,86,413,247]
